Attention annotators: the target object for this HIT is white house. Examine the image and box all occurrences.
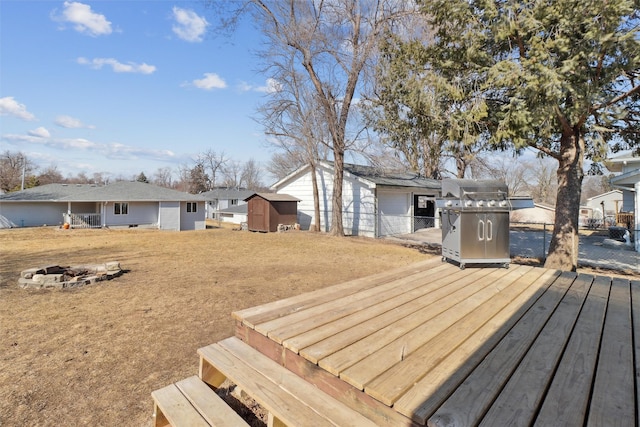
[607,153,640,249]
[0,181,206,231]
[584,190,623,225]
[200,188,255,220]
[510,203,556,225]
[270,161,441,238]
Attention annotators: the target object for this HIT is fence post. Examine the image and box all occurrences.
[543,223,547,262]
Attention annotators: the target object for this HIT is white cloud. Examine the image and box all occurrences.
[55,115,95,129]
[28,127,51,138]
[188,73,227,90]
[54,1,112,37]
[77,57,156,74]
[257,78,282,94]
[238,78,282,94]
[0,97,36,121]
[172,7,208,42]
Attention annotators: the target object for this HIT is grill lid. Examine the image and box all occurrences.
[437,179,533,211]
[441,179,508,199]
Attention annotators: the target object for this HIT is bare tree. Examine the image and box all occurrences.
[527,158,558,206]
[36,165,64,186]
[214,0,417,236]
[152,167,173,188]
[198,149,227,190]
[0,151,35,192]
[259,53,331,232]
[222,160,243,189]
[267,151,307,182]
[469,154,531,196]
[240,158,264,190]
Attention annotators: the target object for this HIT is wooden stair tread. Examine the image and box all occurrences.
[152,375,248,427]
[198,336,378,427]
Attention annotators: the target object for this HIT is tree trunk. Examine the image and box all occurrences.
[310,161,321,232]
[330,151,345,236]
[544,129,584,271]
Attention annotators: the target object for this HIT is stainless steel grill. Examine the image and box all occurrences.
[436,179,533,269]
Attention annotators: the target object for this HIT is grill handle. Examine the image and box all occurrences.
[487,220,493,241]
[478,220,485,241]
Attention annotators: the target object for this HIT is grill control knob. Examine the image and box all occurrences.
[465,200,473,207]
[477,200,484,207]
[445,200,452,207]
[489,200,496,206]
[499,200,507,207]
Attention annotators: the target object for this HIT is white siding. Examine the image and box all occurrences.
[377,191,411,236]
[159,201,180,230]
[0,202,66,227]
[277,166,332,232]
[104,201,158,227]
[276,165,377,236]
[342,176,376,237]
[180,201,206,230]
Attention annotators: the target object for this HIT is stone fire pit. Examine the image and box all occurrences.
[19,262,123,289]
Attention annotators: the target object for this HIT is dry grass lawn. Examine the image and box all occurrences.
[0,223,430,426]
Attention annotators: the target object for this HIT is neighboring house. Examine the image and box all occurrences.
[270,161,441,238]
[217,204,248,224]
[200,188,255,220]
[0,181,206,231]
[510,203,556,225]
[584,190,623,225]
[607,153,640,249]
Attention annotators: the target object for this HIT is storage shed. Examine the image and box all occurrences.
[245,193,300,232]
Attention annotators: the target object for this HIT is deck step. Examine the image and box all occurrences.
[198,336,379,427]
[152,375,249,427]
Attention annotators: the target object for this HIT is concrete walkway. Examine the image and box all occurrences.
[391,228,640,274]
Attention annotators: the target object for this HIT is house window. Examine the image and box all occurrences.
[230,199,238,206]
[114,203,128,215]
[187,202,197,213]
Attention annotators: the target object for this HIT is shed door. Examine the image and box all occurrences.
[378,192,411,237]
[249,198,269,232]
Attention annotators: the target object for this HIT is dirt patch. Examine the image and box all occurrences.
[0,223,428,426]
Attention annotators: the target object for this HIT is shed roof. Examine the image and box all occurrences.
[0,182,205,202]
[200,188,255,200]
[244,193,301,202]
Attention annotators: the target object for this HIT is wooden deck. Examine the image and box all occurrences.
[232,257,639,426]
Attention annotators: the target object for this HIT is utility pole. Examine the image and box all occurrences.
[20,157,25,190]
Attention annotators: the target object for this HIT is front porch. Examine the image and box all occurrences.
[63,213,101,229]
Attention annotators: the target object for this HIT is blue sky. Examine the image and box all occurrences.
[0,1,277,182]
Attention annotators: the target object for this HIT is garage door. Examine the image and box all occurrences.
[378,192,411,237]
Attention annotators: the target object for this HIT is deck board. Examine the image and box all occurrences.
[318,266,507,378]
[292,267,494,363]
[402,269,571,425]
[586,277,635,427]
[533,275,610,427]
[477,274,594,426]
[232,260,638,426]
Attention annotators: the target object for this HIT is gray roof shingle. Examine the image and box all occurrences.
[0,182,205,202]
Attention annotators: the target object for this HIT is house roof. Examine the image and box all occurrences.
[271,161,441,191]
[585,190,622,202]
[244,193,300,202]
[219,204,248,215]
[610,168,640,189]
[605,152,640,172]
[341,163,441,189]
[0,182,206,202]
[200,188,255,200]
